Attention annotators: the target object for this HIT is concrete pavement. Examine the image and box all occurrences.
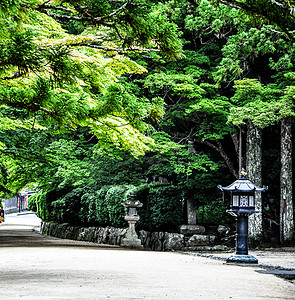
[0,212,295,299]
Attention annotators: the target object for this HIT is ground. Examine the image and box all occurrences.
[0,212,294,299]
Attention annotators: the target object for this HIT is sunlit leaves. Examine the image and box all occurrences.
[185,0,245,37]
[144,72,205,98]
[0,2,162,160]
[214,27,277,83]
[170,149,218,176]
[0,30,42,76]
[229,79,295,127]
[90,115,154,157]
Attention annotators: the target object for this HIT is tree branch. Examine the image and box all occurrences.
[37,1,130,25]
[264,26,295,34]
[196,139,238,178]
[35,105,55,115]
[3,72,23,80]
[45,11,84,21]
[68,42,161,53]
[216,0,295,37]
[218,0,253,12]
[38,4,74,13]
[94,1,130,22]
[216,140,238,178]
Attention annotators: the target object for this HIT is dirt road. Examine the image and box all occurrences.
[0,213,294,299]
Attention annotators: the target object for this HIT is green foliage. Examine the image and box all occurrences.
[196,200,232,225]
[229,79,295,127]
[80,190,98,225]
[94,185,112,226]
[1,0,295,237]
[0,30,42,75]
[32,183,187,231]
[27,193,37,212]
[33,190,51,221]
[214,27,278,83]
[185,0,245,36]
[135,184,184,232]
[51,187,86,225]
[144,72,205,99]
[0,0,185,161]
[104,185,133,228]
[38,184,129,227]
[208,0,295,34]
[170,149,218,175]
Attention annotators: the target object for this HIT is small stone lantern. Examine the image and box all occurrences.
[121,190,143,249]
[218,169,268,264]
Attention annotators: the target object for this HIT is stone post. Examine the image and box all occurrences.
[179,198,205,236]
[187,198,197,225]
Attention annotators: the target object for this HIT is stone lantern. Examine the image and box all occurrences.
[218,169,268,264]
[121,190,143,249]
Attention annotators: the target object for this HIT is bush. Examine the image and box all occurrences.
[27,193,37,212]
[35,183,187,231]
[104,185,134,228]
[51,187,86,225]
[79,185,111,226]
[81,191,98,225]
[49,185,134,227]
[33,190,51,221]
[196,200,232,225]
[95,185,112,226]
[136,184,184,232]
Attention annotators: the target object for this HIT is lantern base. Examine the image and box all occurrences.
[226,254,258,264]
[121,238,144,250]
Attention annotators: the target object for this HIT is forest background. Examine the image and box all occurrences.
[0,0,294,246]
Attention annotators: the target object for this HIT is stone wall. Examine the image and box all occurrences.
[41,222,232,251]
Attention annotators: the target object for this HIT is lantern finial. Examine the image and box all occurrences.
[239,168,247,179]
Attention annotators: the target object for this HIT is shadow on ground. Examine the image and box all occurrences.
[0,228,120,249]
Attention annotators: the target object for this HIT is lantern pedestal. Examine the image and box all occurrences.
[226,213,258,264]
[121,215,143,249]
[225,212,258,264]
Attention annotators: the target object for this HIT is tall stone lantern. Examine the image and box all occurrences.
[218,169,268,264]
[121,190,143,249]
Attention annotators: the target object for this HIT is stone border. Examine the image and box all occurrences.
[41,222,230,252]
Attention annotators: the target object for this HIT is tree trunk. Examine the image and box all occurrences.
[280,120,294,242]
[246,120,263,240]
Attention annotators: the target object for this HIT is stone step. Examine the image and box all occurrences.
[179,224,206,235]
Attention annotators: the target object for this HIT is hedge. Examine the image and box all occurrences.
[29,183,185,231]
[28,182,232,231]
[135,184,184,232]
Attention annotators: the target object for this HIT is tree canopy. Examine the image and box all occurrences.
[0,0,294,243]
[0,0,183,159]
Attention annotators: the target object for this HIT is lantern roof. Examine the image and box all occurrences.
[217,169,268,192]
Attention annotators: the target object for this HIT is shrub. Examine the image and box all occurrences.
[195,200,231,225]
[104,185,134,228]
[27,193,37,212]
[95,186,112,226]
[48,184,134,227]
[35,183,187,231]
[136,184,184,232]
[51,187,85,225]
[34,190,51,221]
[81,191,97,225]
